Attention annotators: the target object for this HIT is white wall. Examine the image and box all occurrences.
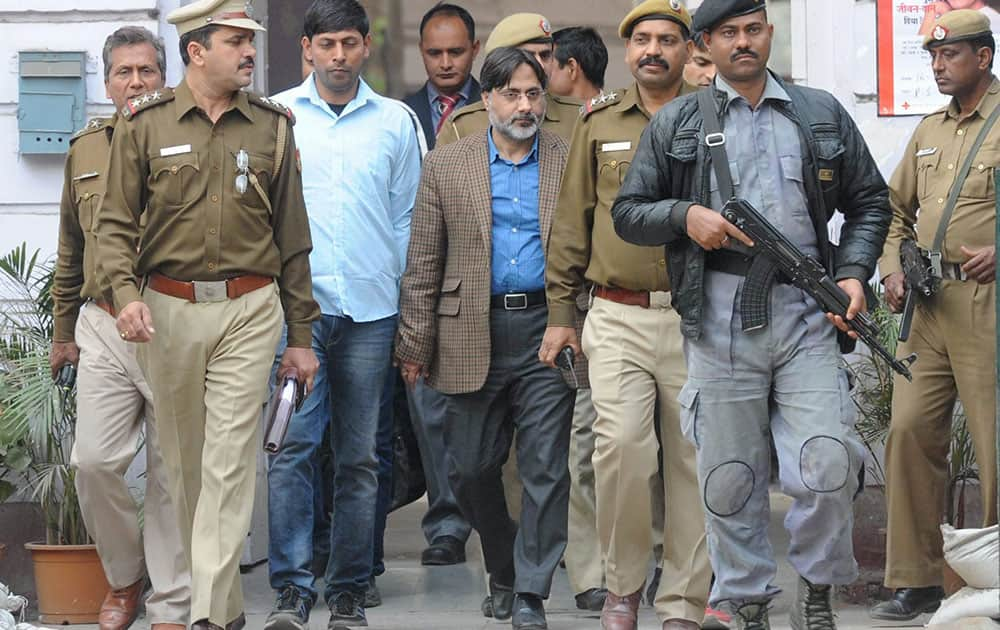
[0,0,181,263]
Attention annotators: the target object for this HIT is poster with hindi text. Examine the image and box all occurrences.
[877,0,1000,116]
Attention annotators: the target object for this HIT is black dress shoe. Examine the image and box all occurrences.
[574,587,607,611]
[420,535,466,566]
[512,593,547,630]
[489,575,515,620]
[870,586,945,621]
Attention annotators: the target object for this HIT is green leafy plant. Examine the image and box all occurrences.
[0,243,89,545]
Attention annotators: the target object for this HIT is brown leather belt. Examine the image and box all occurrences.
[94,299,117,318]
[593,285,651,308]
[147,272,273,303]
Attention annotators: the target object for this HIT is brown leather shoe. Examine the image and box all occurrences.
[98,578,145,630]
[601,589,641,630]
[662,619,700,630]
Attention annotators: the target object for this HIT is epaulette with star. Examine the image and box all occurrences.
[70,117,112,143]
[583,90,622,119]
[120,88,174,120]
[249,92,296,124]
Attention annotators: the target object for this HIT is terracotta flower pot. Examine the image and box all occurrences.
[24,543,110,624]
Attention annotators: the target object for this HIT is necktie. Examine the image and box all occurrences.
[435,94,459,134]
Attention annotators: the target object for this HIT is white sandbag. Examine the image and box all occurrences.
[0,610,15,630]
[942,524,1000,589]
[927,587,1000,625]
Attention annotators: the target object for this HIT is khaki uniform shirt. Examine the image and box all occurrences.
[435,93,581,146]
[545,82,696,328]
[97,79,320,347]
[880,77,1000,276]
[51,117,117,342]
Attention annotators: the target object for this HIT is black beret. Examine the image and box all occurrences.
[691,0,767,34]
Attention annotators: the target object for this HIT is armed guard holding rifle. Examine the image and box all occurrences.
[871,9,998,623]
[610,0,891,628]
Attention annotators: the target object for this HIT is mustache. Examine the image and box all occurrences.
[639,56,669,69]
[510,113,539,124]
[239,58,255,69]
[731,48,758,61]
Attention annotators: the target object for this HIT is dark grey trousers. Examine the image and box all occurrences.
[441,304,574,597]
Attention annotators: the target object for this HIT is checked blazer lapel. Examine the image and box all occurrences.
[464,130,494,251]
[537,130,561,247]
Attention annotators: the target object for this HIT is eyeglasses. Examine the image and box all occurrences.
[235,149,249,195]
[494,88,546,104]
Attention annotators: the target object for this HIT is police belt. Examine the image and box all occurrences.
[147,272,273,303]
[490,290,546,310]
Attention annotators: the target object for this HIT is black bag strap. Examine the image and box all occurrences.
[933,102,1000,253]
[697,88,735,202]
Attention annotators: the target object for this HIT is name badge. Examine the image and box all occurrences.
[915,147,937,157]
[160,144,192,157]
[72,171,99,181]
[601,141,631,152]
[818,169,835,182]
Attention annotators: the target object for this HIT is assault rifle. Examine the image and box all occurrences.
[898,239,940,342]
[720,198,916,381]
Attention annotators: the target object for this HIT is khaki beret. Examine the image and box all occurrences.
[167,0,264,37]
[484,13,553,54]
[923,9,992,50]
[619,0,693,39]
[691,0,767,34]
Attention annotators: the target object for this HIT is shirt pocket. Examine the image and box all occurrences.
[148,153,201,207]
[811,122,846,193]
[916,150,941,201]
[959,148,999,200]
[234,150,275,211]
[437,276,461,316]
[597,148,637,188]
[72,178,102,233]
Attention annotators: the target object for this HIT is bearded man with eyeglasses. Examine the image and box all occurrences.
[396,46,574,630]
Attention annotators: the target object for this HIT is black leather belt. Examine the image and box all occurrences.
[490,290,546,310]
[705,249,792,284]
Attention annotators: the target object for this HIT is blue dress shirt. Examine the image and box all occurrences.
[488,129,545,295]
[273,76,422,321]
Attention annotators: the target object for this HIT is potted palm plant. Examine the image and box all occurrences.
[0,243,109,624]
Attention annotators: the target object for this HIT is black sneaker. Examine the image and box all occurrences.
[327,592,367,629]
[264,586,311,630]
[363,577,381,608]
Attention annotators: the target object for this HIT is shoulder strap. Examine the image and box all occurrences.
[697,88,734,202]
[933,102,1000,252]
[273,114,288,180]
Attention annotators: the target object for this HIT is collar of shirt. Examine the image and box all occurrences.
[612,83,648,118]
[427,76,474,107]
[174,78,255,122]
[487,127,540,166]
[945,75,1000,121]
[715,71,790,114]
[288,72,376,119]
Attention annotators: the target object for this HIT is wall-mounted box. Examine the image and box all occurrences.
[17,52,87,154]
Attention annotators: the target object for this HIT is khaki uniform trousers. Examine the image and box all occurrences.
[584,295,711,623]
[885,279,997,587]
[564,388,605,594]
[138,283,282,626]
[71,303,190,624]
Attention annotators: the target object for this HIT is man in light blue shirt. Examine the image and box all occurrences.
[264,2,421,630]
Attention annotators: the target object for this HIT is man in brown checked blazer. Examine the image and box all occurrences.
[396,47,573,630]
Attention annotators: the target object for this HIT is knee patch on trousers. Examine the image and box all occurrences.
[703,460,755,517]
[799,436,850,493]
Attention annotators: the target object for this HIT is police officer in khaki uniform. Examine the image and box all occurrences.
[872,9,998,622]
[436,12,581,145]
[52,26,190,630]
[95,2,320,628]
[540,2,711,629]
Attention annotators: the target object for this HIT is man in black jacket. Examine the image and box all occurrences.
[610,1,891,628]
[403,3,481,150]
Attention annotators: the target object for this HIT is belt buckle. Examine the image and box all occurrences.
[504,293,528,310]
[648,290,671,310]
[192,280,229,303]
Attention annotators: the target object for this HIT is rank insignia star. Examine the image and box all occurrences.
[87,119,101,129]
[149,90,161,101]
[606,91,619,101]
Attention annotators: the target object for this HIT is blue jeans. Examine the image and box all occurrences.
[371,368,396,578]
[267,314,396,602]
